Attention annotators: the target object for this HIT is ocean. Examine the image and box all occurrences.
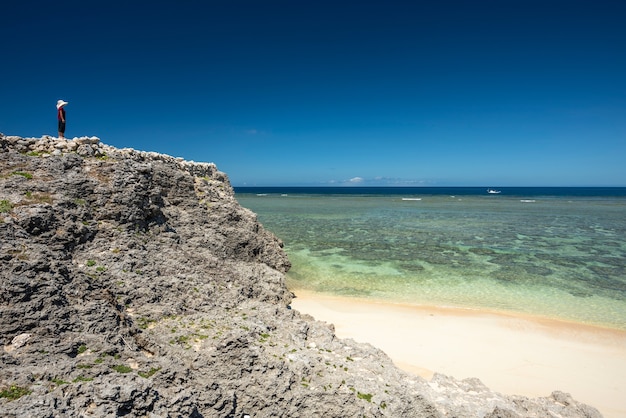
[235,187,626,330]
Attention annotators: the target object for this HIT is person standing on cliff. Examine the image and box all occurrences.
[57,99,68,139]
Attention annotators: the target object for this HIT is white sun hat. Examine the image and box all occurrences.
[56,99,68,109]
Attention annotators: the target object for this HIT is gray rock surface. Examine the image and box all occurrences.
[0,134,602,417]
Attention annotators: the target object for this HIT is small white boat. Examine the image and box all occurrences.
[487,189,501,194]
[402,198,422,201]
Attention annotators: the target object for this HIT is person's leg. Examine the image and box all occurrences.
[58,120,65,138]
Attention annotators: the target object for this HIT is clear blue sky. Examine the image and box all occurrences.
[2,0,625,187]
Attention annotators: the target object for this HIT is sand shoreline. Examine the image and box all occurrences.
[289,289,626,418]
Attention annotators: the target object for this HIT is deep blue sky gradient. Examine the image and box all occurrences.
[2,0,625,186]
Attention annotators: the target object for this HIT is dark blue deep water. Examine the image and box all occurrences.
[236,187,626,198]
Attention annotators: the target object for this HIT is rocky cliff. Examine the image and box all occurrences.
[0,134,602,417]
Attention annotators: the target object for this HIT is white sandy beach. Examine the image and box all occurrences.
[290,290,626,418]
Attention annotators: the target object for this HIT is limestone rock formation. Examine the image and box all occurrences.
[0,134,602,417]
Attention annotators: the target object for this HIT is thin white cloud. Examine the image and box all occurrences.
[320,177,437,186]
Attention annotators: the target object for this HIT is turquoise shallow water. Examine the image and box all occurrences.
[236,188,626,330]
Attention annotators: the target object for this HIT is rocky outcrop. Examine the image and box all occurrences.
[0,134,602,417]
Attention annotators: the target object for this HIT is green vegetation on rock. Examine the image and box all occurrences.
[0,200,12,213]
[11,171,33,179]
[112,365,133,374]
[0,385,31,401]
